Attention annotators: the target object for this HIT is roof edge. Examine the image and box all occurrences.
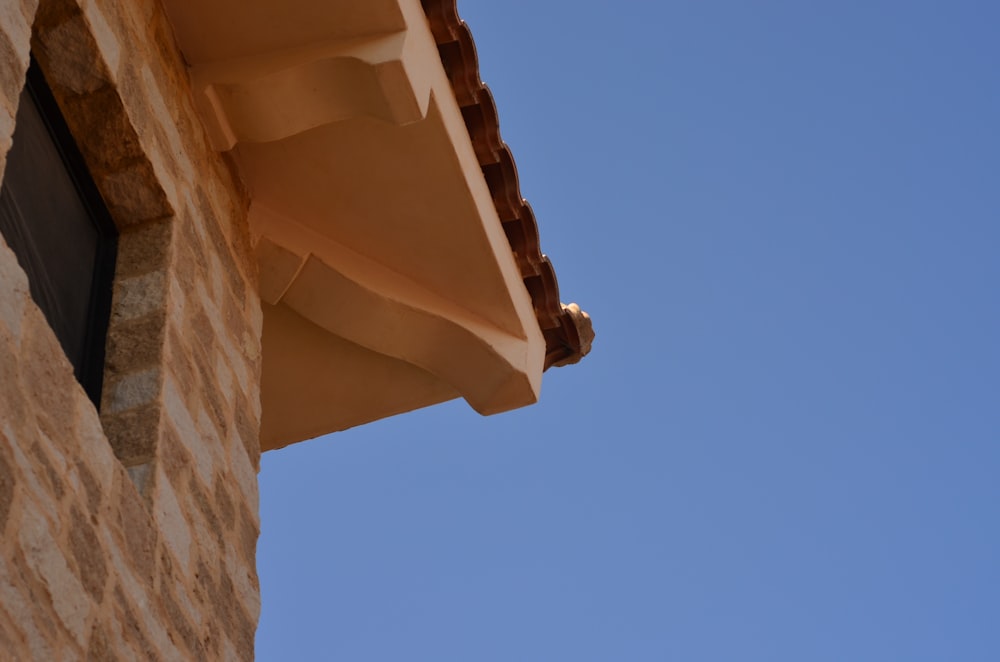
[420,0,593,369]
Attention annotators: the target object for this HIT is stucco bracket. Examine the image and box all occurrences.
[190,31,432,150]
[252,204,543,420]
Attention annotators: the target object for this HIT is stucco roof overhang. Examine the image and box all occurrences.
[161,0,593,450]
[420,0,593,370]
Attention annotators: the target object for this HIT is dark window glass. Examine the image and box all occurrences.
[0,58,118,407]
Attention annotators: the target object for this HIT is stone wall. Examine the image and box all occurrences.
[0,0,263,658]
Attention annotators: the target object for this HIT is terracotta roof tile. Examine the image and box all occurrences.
[421,0,593,370]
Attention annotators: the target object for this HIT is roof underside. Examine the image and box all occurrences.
[161,0,592,449]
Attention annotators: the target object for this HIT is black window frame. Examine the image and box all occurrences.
[0,56,118,408]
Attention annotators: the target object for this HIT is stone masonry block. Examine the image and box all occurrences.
[115,217,172,278]
[151,463,193,573]
[19,306,80,444]
[100,162,174,224]
[34,11,113,94]
[0,103,14,178]
[57,85,140,171]
[106,367,161,415]
[67,505,108,602]
[80,0,120,81]
[161,376,218,488]
[0,428,16,536]
[4,424,59,524]
[18,502,90,644]
[112,269,166,322]
[102,402,160,467]
[0,4,30,106]
[72,395,117,500]
[103,312,166,392]
[0,553,58,661]
[0,236,29,340]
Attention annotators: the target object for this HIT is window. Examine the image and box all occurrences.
[0,57,118,407]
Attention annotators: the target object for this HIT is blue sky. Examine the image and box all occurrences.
[255,2,1000,660]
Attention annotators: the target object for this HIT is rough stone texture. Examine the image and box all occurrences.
[0,0,262,658]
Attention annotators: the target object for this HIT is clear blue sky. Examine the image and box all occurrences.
[255,2,1000,660]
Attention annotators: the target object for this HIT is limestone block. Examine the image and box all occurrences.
[0,237,29,340]
[107,367,161,414]
[18,502,91,644]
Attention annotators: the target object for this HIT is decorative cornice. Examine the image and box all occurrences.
[421,0,593,369]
